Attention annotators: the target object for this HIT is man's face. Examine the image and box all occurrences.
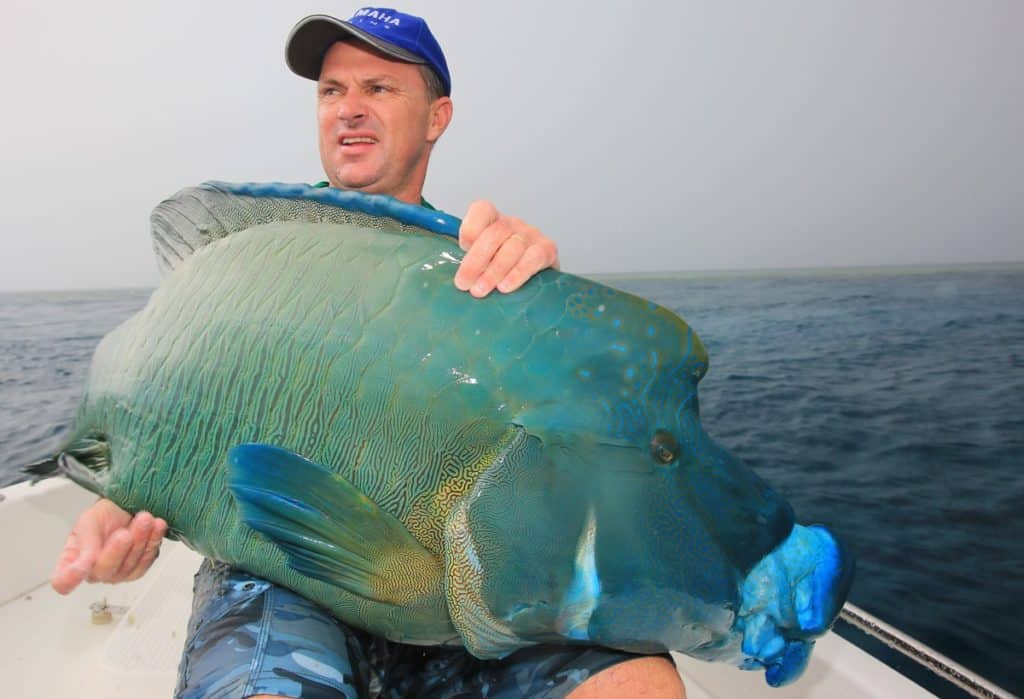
[317,41,449,204]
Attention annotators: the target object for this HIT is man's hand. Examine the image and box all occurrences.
[51,498,167,595]
[454,201,559,298]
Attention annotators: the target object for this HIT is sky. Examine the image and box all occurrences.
[1,1,1022,292]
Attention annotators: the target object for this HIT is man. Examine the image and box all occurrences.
[51,8,685,698]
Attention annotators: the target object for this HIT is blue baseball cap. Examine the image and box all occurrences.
[286,8,451,96]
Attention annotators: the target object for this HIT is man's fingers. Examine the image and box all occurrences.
[124,520,167,581]
[70,501,108,563]
[467,234,529,298]
[87,529,133,583]
[51,533,89,595]
[51,562,88,595]
[53,533,81,570]
[456,200,560,298]
[114,513,154,581]
[151,517,169,541]
[51,500,112,594]
[454,217,514,292]
[51,499,152,593]
[121,516,167,581]
[497,241,558,294]
[458,200,499,251]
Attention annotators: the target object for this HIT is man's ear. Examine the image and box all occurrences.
[427,97,453,143]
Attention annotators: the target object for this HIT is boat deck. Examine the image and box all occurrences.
[1,478,934,698]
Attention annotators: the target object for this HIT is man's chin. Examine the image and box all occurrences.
[324,166,419,204]
[330,180,374,192]
[325,166,384,193]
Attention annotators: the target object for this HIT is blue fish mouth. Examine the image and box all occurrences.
[734,524,855,686]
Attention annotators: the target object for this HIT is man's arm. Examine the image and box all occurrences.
[454,201,559,297]
[51,499,167,594]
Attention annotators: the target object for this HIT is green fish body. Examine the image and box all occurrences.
[43,183,853,687]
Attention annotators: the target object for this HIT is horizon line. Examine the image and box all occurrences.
[1,258,1022,295]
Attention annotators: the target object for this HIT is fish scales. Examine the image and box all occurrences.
[103,222,515,544]
[39,183,853,686]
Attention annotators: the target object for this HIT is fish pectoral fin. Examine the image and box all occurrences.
[227,443,443,607]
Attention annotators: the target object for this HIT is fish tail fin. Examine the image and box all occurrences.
[22,455,61,482]
[21,436,111,495]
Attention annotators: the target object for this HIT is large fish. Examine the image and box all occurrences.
[31,182,853,687]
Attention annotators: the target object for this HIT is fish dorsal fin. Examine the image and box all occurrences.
[150,181,461,275]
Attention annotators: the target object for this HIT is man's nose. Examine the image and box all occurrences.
[336,92,367,122]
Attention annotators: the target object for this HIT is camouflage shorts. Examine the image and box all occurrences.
[175,560,667,699]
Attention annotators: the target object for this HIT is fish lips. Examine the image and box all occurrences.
[734,524,856,686]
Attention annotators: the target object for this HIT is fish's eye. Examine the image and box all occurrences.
[649,430,678,465]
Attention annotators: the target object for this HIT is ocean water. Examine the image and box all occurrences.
[1,265,1022,695]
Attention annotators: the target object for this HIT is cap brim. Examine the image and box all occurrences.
[286,14,426,81]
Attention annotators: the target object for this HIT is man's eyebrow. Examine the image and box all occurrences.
[317,74,398,87]
[360,74,399,84]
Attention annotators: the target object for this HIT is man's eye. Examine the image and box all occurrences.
[370,85,389,94]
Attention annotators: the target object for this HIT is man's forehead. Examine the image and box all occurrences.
[319,39,417,78]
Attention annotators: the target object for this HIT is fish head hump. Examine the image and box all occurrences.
[459,279,850,681]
